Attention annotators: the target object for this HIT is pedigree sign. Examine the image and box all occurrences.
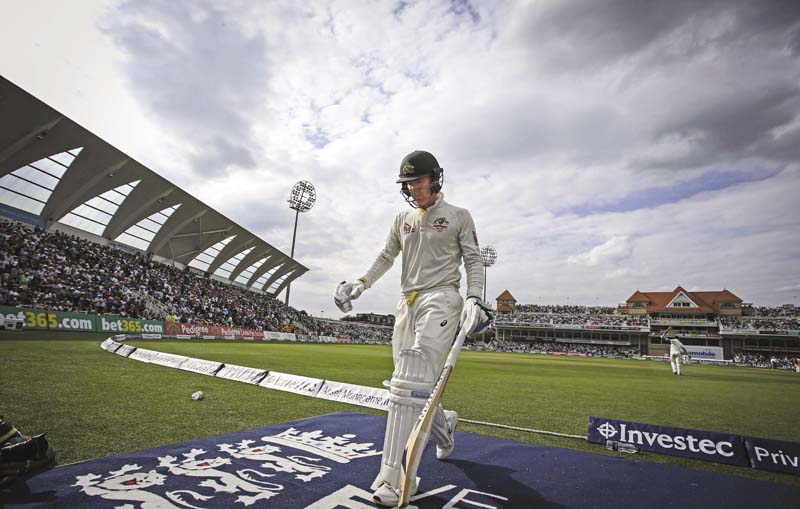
[164,322,222,337]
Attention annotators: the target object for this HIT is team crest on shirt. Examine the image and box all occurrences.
[432,217,449,232]
[403,222,416,234]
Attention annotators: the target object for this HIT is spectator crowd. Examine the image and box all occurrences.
[0,219,392,342]
[497,312,648,328]
[733,353,797,370]
[307,319,393,343]
[2,217,797,349]
[515,304,617,315]
[720,317,800,331]
[474,339,639,358]
[747,306,798,317]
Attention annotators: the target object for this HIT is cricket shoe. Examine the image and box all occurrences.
[372,479,416,507]
[436,410,458,460]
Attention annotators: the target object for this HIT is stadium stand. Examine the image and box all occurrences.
[733,353,796,369]
[474,339,638,358]
[490,288,799,368]
[0,217,392,342]
[497,311,648,327]
[0,76,405,344]
[311,319,393,343]
[720,317,800,331]
[0,75,308,300]
[2,208,795,363]
[515,304,617,315]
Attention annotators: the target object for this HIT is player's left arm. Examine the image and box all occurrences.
[458,209,483,300]
[457,210,492,334]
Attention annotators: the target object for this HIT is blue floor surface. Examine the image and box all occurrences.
[2,411,797,508]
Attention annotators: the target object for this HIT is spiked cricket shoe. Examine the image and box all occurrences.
[372,479,417,507]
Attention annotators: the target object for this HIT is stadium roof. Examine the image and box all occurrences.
[0,75,307,297]
[496,289,515,301]
[626,286,742,313]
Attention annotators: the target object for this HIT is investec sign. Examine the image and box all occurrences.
[588,416,748,466]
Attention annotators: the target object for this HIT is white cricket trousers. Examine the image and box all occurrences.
[375,287,462,489]
[670,353,683,375]
[392,288,462,364]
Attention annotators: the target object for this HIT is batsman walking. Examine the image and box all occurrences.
[335,150,489,506]
[669,337,689,375]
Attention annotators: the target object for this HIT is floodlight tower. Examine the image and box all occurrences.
[480,245,497,303]
[285,180,316,306]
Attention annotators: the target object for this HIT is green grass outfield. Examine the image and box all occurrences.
[2,329,799,487]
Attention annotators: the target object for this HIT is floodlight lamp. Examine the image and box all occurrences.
[288,180,316,212]
[480,245,497,267]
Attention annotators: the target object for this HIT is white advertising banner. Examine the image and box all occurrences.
[684,345,724,360]
[178,358,223,376]
[128,348,160,363]
[100,338,121,352]
[260,371,323,397]
[315,381,390,411]
[215,364,268,384]
[114,344,137,357]
[148,351,189,369]
[263,331,297,341]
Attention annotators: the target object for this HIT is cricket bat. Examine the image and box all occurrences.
[397,325,469,508]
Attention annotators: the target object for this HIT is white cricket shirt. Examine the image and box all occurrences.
[359,193,484,299]
[669,337,686,355]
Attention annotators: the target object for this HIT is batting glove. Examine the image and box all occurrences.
[334,280,366,313]
[460,296,493,337]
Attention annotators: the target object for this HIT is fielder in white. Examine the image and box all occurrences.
[334,150,489,507]
[668,336,689,375]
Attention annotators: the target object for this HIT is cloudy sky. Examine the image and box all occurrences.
[2,0,799,315]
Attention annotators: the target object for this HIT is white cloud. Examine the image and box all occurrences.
[1,0,798,315]
[567,236,633,267]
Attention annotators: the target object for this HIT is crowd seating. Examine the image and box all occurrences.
[3,217,797,347]
[2,221,144,318]
[733,353,797,369]
[0,218,393,342]
[498,312,648,327]
[309,319,393,342]
[475,339,639,358]
[514,304,616,314]
[747,306,799,317]
[720,317,800,331]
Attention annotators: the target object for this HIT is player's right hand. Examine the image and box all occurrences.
[460,296,493,337]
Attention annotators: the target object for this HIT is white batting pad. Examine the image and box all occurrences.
[372,349,435,490]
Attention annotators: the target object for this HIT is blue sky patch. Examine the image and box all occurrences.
[563,168,783,217]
